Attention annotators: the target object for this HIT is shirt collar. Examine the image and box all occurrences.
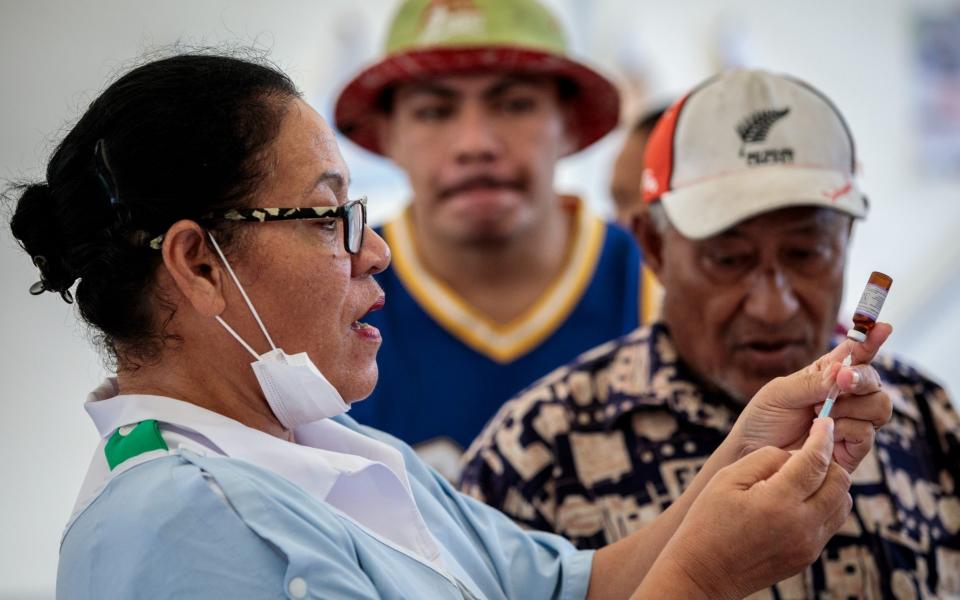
[598,323,739,433]
[83,378,443,564]
[86,378,413,497]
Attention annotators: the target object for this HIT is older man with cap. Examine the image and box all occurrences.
[460,69,960,598]
[334,0,653,471]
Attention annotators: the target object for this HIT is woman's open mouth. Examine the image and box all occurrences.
[351,296,385,340]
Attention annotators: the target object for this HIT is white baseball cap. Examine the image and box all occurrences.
[641,69,868,239]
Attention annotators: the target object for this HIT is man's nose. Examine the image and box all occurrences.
[743,267,800,324]
[452,105,501,165]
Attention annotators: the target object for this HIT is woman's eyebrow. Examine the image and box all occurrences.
[306,170,347,200]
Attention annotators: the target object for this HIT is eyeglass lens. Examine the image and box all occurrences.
[346,201,366,254]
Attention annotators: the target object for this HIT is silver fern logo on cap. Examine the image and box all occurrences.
[736,108,790,156]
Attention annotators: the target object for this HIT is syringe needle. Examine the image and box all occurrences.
[818,352,853,419]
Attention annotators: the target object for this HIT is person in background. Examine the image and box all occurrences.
[460,68,960,598]
[333,0,656,474]
[610,105,668,323]
[13,51,893,600]
[609,106,666,227]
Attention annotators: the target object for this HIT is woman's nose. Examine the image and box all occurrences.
[353,226,391,277]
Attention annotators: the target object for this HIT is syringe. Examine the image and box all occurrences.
[818,352,852,419]
[818,271,892,419]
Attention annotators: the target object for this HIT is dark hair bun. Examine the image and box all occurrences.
[10,182,79,297]
[7,51,300,365]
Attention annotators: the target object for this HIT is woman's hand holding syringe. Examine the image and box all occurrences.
[819,271,892,421]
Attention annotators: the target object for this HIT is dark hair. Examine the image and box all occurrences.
[8,52,300,366]
[633,105,668,136]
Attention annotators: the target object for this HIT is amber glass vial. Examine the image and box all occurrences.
[849,271,893,341]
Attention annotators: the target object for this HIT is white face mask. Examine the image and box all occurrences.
[207,234,349,430]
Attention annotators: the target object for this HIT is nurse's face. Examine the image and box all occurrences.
[222,100,391,402]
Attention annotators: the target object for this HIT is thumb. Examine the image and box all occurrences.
[769,417,835,500]
[722,445,791,490]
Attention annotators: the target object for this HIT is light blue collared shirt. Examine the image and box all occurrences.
[58,383,593,600]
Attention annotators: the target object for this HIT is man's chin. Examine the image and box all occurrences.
[434,198,529,244]
[442,220,521,246]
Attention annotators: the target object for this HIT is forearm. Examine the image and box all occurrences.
[585,439,740,599]
[627,551,717,600]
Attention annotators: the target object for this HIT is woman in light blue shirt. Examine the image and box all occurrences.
[10,51,892,600]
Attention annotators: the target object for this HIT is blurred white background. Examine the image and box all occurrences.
[2,0,959,597]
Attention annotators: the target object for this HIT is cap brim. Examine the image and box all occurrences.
[334,46,620,156]
[660,166,868,239]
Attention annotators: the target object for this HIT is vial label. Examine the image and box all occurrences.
[854,283,887,321]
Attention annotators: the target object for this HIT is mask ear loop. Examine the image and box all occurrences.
[206,232,277,358]
[216,315,261,360]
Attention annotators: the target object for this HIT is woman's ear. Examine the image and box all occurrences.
[160,220,227,318]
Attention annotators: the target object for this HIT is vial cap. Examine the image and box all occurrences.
[846,329,867,342]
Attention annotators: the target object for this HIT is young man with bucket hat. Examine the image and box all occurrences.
[461,68,960,597]
[335,0,651,472]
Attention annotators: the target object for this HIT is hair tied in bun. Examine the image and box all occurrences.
[28,255,74,303]
[93,139,120,208]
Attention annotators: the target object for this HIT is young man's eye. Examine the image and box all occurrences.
[496,97,537,114]
[412,104,453,121]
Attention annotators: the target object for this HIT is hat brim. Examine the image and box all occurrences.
[660,166,868,240]
[334,46,620,157]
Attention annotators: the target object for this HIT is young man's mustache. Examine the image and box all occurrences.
[439,175,524,199]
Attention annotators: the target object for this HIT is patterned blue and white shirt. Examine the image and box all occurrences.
[460,322,960,599]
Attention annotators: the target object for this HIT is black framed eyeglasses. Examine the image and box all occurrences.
[149,197,368,254]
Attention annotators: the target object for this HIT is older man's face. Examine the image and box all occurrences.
[655,206,851,403]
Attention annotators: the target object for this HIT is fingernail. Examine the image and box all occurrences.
[851,370,862,388]
[817,417,835,435]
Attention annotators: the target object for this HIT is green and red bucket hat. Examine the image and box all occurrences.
[334,0,620,156]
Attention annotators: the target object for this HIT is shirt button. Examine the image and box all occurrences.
[288,576,308,599]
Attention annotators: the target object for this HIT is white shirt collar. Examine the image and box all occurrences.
[80,378,441,565]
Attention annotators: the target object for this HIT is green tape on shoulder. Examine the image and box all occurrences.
[104,419,169,470]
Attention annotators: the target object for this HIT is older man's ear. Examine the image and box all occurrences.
[630,204,665,278]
